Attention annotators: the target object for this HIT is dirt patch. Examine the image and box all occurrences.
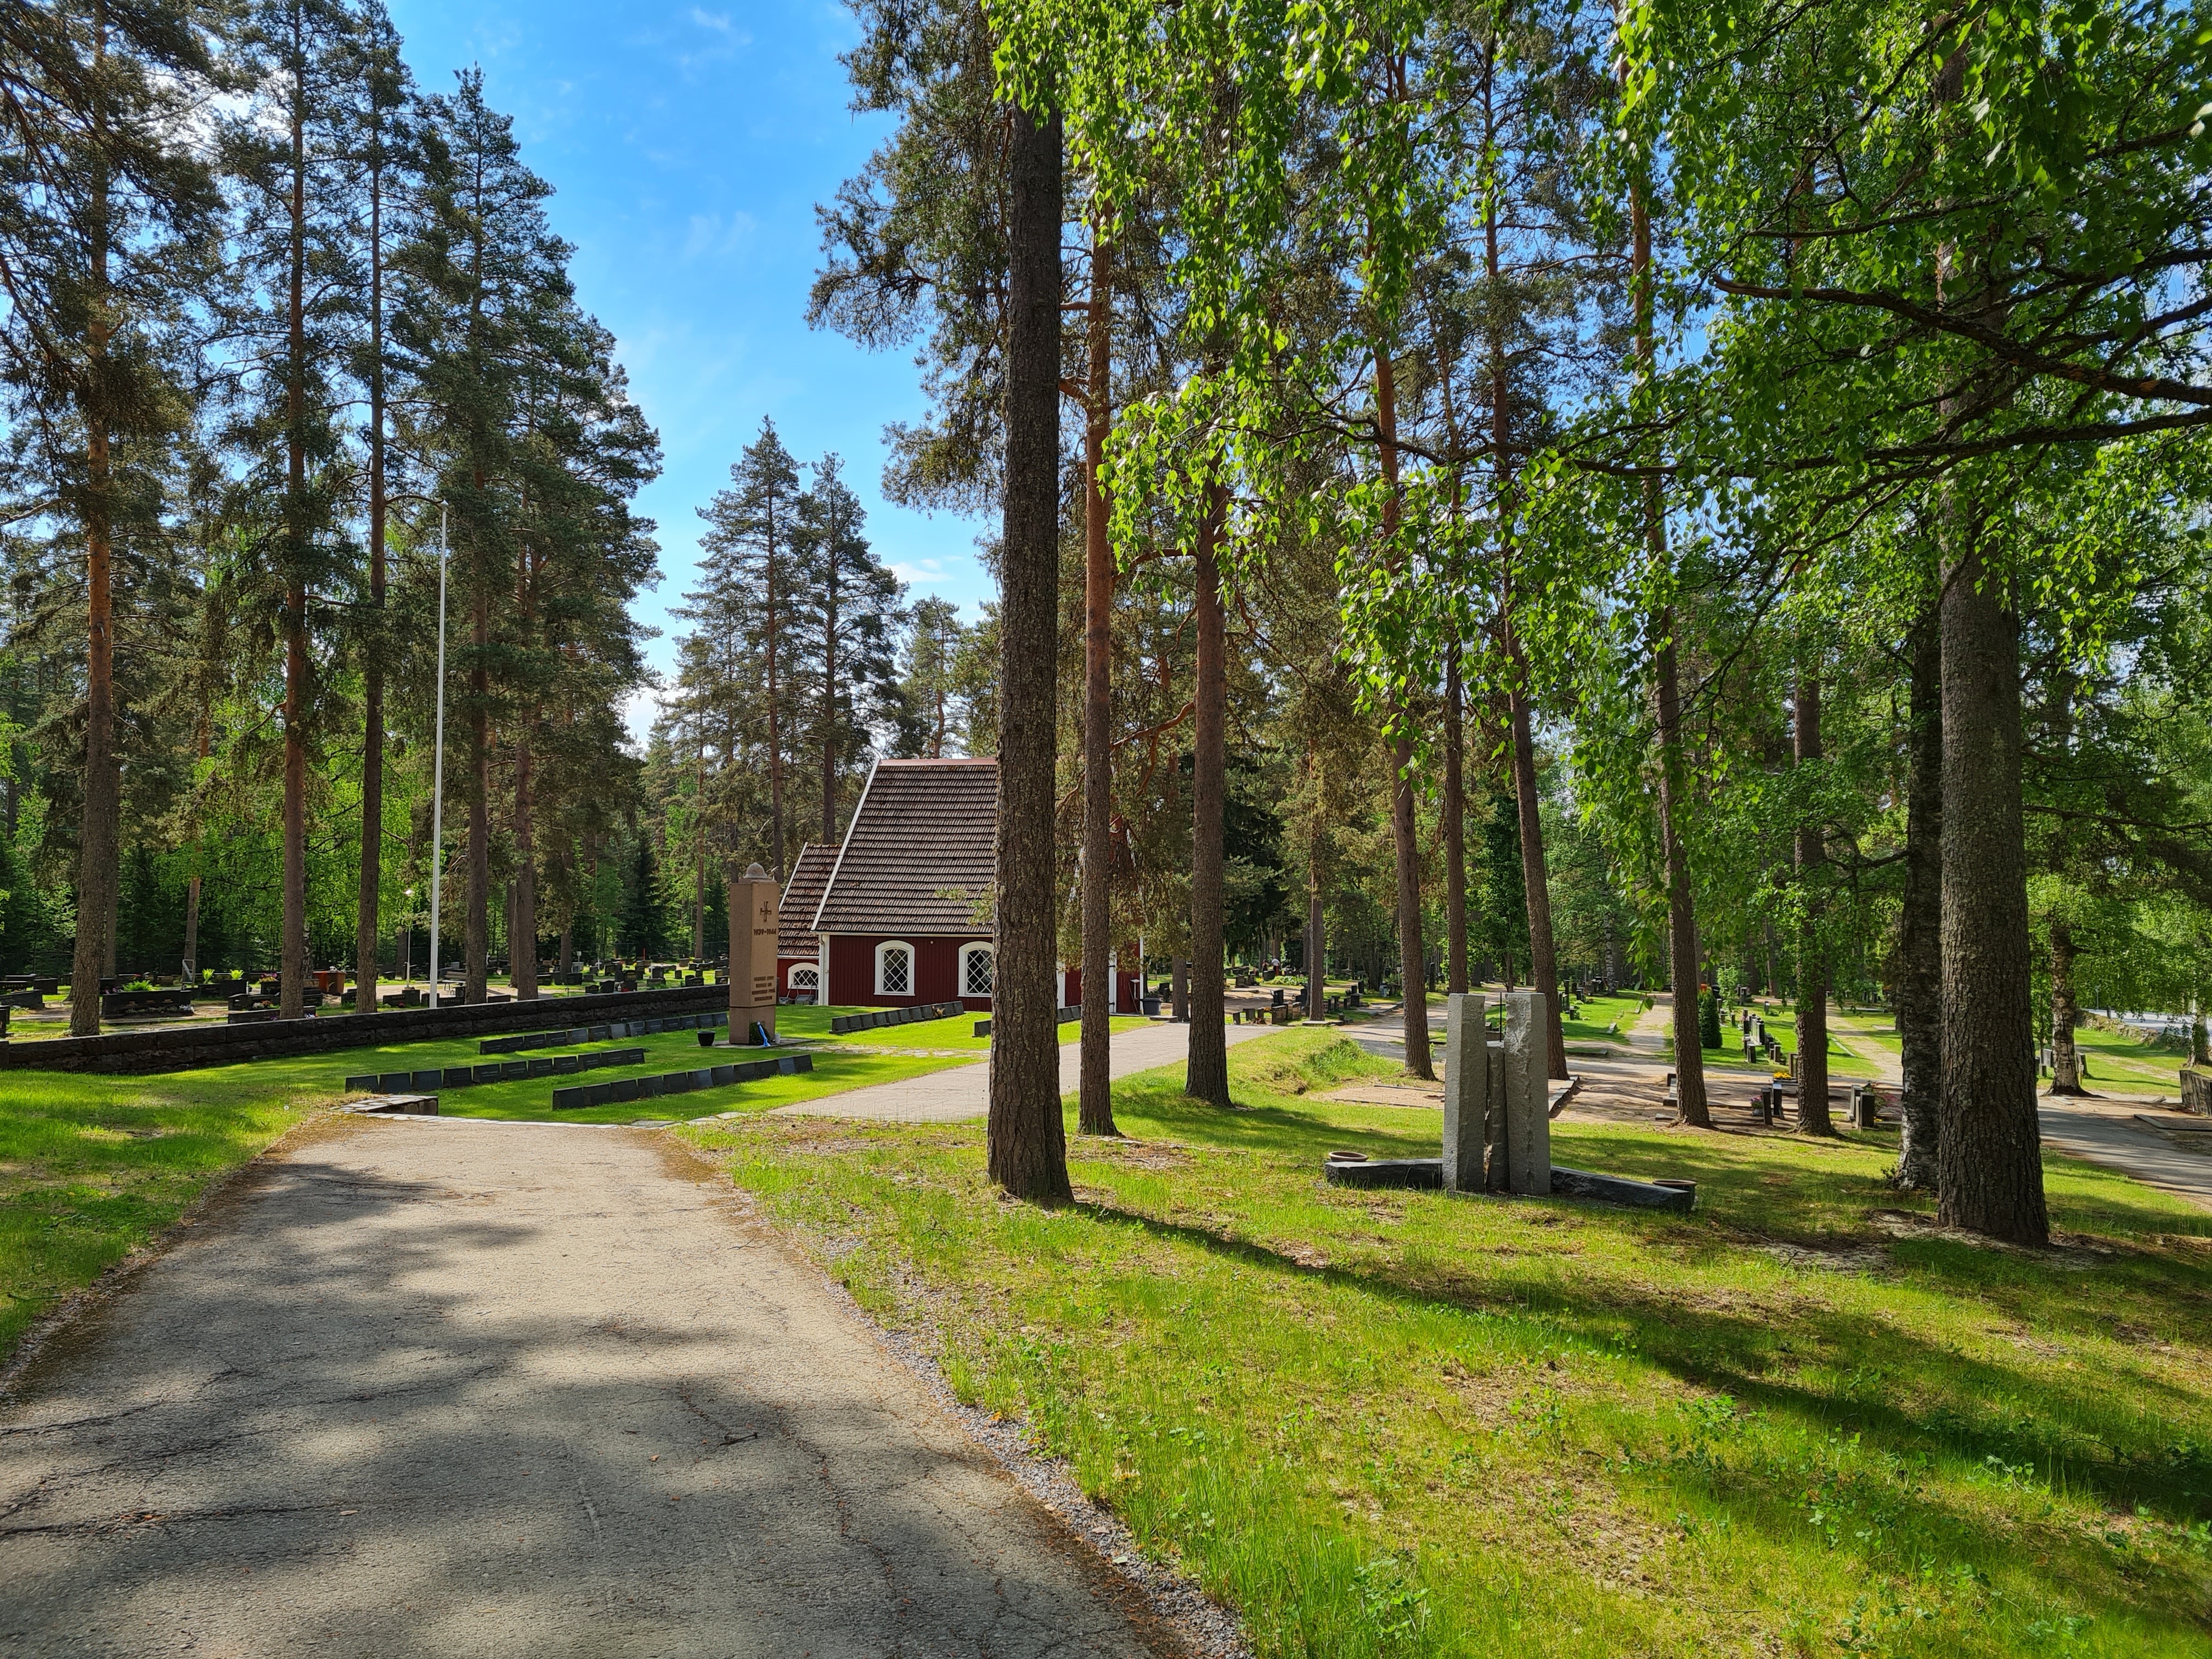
[1866,1207,2115,1265]
[1759,1241,1890,1275]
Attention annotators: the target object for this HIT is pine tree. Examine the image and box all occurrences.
[694,420,804,878]
[791,455,903,843]
[0,0,221,1031]
[396,68,569,1003]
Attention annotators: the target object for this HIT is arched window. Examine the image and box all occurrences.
[960,942,994,998]
[874,941,914,997]
[788,964,819,992]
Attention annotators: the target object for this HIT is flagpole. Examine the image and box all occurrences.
[427,506,449,1006]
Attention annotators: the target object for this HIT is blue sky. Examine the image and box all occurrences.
[385,1,990,737]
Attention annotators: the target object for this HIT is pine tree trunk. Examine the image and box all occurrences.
[1306,752,1327,1023]
[355,130,388,1015]
[1895,606,1943,1186]
[1795,661,1834,1133]
[1079,228,1118,1136]
[73,374,114,1035]
[465,592,490,1005]
[1373,341,1433,1081]
[279,64,309,1024]
[768,522,786,884]
[691,738,706,960]
[2049,919,2083,1094]
[1443,648,1468,995]
[1171,956,1188,1022]
[1186,484,1232,1105]
[821,565,838,844]
[985,98,1072,1204]
[1935,520,2047,1243]
[512,721,537,999]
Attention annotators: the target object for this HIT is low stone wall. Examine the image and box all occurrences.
[0,985,729,1076]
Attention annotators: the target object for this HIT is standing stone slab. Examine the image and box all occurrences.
[1485,1039,1509,1191]
[1442,994,1488,1192]
[1504,989,1550,1196]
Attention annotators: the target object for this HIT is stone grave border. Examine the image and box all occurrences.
[479,1011,726,1054]
[829,1001,966,1036]
[346,1047,645,1094]
[551,1051,814,1110]
[0,984,727,1075]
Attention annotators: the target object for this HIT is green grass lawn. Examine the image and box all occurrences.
[1561,993,1646,1045]
[778,1003,1154,1051]
[685,1026,2212,1659]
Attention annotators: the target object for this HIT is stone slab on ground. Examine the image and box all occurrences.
[0,1116,1181,1658]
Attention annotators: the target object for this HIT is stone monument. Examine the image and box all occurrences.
[727,862,778,1043]
[1442,989,1549,1194]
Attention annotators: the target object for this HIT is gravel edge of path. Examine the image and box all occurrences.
[692,1148,1256,1659]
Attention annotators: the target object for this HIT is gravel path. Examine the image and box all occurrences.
[0,1116,1189,1657]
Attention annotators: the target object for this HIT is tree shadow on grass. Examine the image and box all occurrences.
[1061,1083,2212,1526]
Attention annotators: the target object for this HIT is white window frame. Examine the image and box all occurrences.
[874,940,916,998]
[959,941,994,1000]
[788,963,819,992]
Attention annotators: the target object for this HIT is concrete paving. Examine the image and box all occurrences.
[0,1117,1177,1657]
[774,1020,1277,1124]
[2036,1099,2212,1212]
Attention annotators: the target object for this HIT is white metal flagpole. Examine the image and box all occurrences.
[427,506,449,1006]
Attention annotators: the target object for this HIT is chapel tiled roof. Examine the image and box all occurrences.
[811,758,996,936]
[778,843,834,957]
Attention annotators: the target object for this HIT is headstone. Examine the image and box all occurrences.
[1442,993,1489,1192]
[727,861,778,1043]
[1503,989,1550,1196]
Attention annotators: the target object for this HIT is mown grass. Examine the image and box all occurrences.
[1560,993,1645,1045]
[0,1062,326,1359]
[1828,1011,2192,1097]
[685,1026,2212,1659]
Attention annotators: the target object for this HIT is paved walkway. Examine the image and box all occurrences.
[0,1118,1176,1657]
[775,1020,1278,1123]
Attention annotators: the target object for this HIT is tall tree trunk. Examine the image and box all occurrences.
[1306,748,1327,1023]
[2049,919,2083,1094]
[279,53,309,1023]
[1079,227,1118,1135]
[465,591,490,1004]
[355,118,388,1014]
[691,733,706,959]
[1629,174,1709,1127]
[1171,956,1188,1022]
[1373,340,1434,1080]
[1795,658,1834,1133]
[1895,606,1943,1186]
[767,523,785,883]
[182,708,208,977]
[512,720,537,999]
[1935,516,2047,1243]
[1443,648,1468,995]
[821,560,839,844]
[1186,484,1232,1105]
[985,99,1072,1204]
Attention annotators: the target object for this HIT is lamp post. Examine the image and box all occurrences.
[427,508,449,1007]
